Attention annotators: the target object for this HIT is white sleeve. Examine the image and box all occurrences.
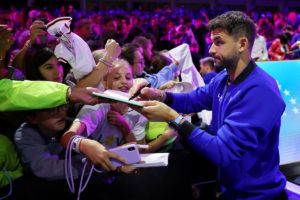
[131,114,148,141]
[168,43,205,88]
[262,37,269,60]
[76,104,108,137]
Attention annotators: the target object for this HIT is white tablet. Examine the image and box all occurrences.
[92,90,143,108]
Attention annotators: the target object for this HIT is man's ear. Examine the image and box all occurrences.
[238,37,249,53]
[203,64,209,72]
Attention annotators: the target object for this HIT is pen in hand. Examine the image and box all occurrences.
[129,83,151,100]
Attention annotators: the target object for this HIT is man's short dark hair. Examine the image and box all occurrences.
[200,57,215,70]
[208,11,256,50]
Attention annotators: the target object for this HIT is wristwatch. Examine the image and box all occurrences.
[168,115,184,130]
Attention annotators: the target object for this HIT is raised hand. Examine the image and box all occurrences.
[103,39,121,62]
[28,20,48,46]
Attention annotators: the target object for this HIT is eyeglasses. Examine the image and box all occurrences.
[40,104,68,116]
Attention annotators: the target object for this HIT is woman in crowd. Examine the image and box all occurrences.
[24,47,64,83]
[268,32,292,60]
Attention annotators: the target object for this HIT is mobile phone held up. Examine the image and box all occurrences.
[109,144,141,167]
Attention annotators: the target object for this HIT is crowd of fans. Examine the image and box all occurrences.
[2,5,300,63]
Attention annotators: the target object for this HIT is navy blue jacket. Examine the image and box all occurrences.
[166,61,286,199]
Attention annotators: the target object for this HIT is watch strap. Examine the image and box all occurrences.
[178,120,197,139]
[174,115,184,124]
[168,115,184,130]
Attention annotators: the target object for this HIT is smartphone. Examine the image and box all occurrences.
[109,144,141,167]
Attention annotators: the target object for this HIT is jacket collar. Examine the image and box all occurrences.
[231,60,256,85]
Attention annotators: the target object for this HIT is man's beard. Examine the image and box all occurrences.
[215,53,239,72]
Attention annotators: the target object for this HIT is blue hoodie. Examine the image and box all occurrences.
[166,61,286,199]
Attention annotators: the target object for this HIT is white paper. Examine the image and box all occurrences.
[92,90,143,108]
[132,153,169,168]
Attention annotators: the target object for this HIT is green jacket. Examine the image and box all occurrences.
[0,134,23,187]
[0,79,69,111]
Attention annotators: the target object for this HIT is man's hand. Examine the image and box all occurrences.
[69,86,101,105]
[137,87,166,102]
[140,101,179,122]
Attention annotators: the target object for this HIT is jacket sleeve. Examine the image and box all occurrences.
[0,134,23,187]
[146,63,178,88]
[185,84,285,167]
[0,79,69,111]
[14,126,80,180]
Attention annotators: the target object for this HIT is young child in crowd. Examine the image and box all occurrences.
[69,59,147,149]
[14,105,80,180]
[14,104,81,199]
[70,58,178,153]
[14,103,120,200]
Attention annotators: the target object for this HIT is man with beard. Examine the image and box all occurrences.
[136,11,287,200]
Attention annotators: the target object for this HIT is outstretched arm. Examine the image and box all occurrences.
[11,20,47,70]
[0,79,100,111]
[76,39,121,88]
